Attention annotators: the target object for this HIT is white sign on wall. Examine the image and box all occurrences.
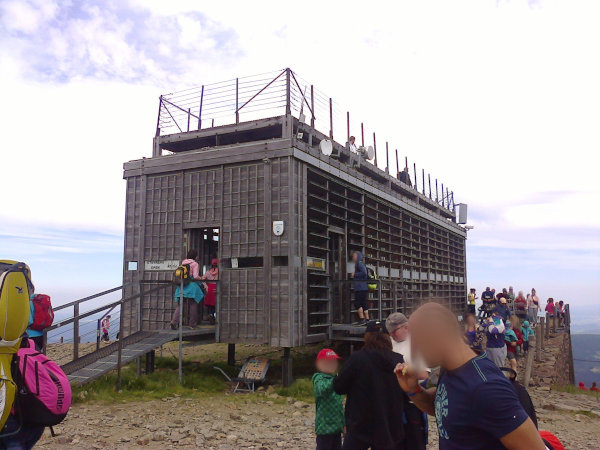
[144,260,180,271]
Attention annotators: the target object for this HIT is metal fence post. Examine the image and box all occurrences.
[235,78,239,124]
[373,133,377,167]
[285,69,291,116]
[198,85,204,130]
[377,280,383,321]
[116,300,125,390]
[178,279,184,385]
[73,303,79,361]
[96,318,101,351]
[329,98,333,139]
[310,85,315,128]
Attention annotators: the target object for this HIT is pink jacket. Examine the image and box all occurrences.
[181,259,201,279]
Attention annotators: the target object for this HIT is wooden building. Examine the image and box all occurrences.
[121,69,467,349]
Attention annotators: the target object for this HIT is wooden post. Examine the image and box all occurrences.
[228,343,236,366]
[535,324,541,362]
[524,336,535,386]
[540,316,545,350]
[73,303,79,361]
[282,347,293,387]
[545,313,550,340]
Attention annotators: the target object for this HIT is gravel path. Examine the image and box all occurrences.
[35,387,599,449]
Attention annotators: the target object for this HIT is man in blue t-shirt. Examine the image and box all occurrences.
[395,302,544,450]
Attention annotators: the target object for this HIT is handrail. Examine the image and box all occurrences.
[53,284,131,312]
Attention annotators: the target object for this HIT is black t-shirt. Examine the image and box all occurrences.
[333,348,406,448]
[435,353,529,449]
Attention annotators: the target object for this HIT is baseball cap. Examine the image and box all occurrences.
[365,320,388,334]
[499,297,507,304]
[316,348,341,361]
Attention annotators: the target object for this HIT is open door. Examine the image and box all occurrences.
[187,227,220,274]
[329,231,346,323]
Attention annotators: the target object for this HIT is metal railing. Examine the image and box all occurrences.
[43,282,172,366]
[156,68,456,211]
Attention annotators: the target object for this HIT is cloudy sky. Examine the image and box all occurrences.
[1,0,598,331]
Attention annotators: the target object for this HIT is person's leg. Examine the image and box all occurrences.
[171,303,181,328]
[354,291,365,323]
[342,433,369,450]
[188,299,198,328]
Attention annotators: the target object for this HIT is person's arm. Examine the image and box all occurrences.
[394,363,436,416]
[499,419,546,450]
[354,262,366,280]
[333,357,355,395]
[313,375,333,398]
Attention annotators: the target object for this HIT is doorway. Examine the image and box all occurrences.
[188,227,220,274]
[329,231,346,323]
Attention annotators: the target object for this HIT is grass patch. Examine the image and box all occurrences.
[276,378,315,403]
[552,384,600,398]
[71,357,237,404]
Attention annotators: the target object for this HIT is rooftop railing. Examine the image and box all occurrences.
[156,68,457,212]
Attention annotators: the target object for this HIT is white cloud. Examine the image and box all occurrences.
[1,0,599,303]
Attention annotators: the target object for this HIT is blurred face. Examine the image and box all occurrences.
[390,323,409,343]
[316,359,339,374]
[352,252,358,262]
[410,321,445,368]
[466,315,476,327]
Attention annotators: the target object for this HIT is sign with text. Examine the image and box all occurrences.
[144,260,179,271]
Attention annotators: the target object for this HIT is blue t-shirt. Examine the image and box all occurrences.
[435,353,529,449]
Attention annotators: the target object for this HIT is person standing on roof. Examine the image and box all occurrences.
[347,136,358,154]
[399,167,412,187]
[350,251,369,325]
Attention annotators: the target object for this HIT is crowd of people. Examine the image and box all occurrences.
[312,302,567,449]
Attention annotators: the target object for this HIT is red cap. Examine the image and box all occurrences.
[316,348,341,361]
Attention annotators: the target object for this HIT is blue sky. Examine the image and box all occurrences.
[1,0,598,333]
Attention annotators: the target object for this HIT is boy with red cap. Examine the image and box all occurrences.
[312,348,344,450]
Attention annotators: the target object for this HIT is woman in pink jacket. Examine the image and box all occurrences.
[201,259,219,325]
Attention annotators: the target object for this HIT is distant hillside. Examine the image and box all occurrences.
[572,334,600,386]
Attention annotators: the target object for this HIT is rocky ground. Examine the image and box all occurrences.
[35,334,599,449]
[36,386,599,449]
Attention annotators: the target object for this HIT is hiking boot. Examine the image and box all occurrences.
[170,323,177,330]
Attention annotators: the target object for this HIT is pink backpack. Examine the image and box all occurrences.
[13,339,72,426]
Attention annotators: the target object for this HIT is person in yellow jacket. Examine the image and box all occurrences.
[467,288,478,314]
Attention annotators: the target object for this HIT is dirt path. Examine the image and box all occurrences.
[36,387,599,449]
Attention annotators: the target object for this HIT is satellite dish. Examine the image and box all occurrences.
[319,139,333,156]
[366,146,375,160]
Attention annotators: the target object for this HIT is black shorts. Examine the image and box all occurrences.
[354,291,368,311]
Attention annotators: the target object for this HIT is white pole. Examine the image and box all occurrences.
[178,279,184,384]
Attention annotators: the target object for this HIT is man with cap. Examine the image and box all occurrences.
[386,312,427,374]
[313,348,344,450]
[495,296,512,324]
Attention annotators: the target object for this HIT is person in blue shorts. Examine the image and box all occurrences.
[395,302,545,450]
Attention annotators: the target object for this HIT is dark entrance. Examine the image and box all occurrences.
[329,230,346,323]
[187,227,220,274]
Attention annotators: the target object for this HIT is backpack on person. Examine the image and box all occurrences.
[366,266,378,291]
[173,263,192,286]
[29,294,54,331]
[0,261,34,431]
[12,339,72,427]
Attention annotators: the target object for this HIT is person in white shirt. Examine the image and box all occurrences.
[386,312,428,378]
[347,135,358,154]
